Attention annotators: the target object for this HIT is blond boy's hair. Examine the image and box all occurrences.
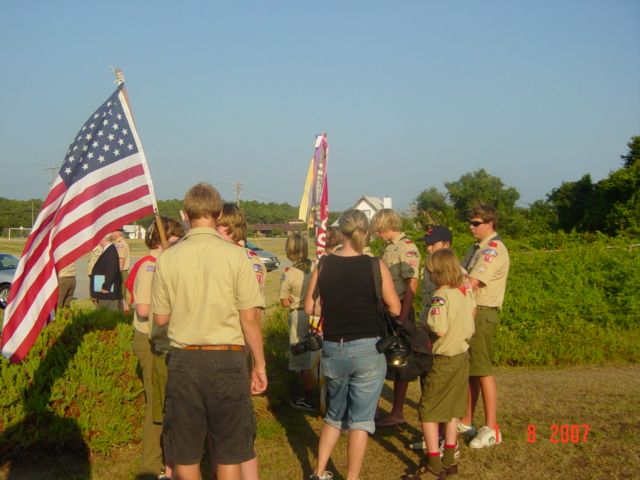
[217,203,247,242]
[183,182,223,221]
[285,233,308,262]
[370,208,402,233]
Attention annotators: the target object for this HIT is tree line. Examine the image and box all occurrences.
[415,135,639,238]
[2,136,637,238]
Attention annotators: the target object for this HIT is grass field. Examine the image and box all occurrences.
[2,236,639,479]
[3,363,639,479]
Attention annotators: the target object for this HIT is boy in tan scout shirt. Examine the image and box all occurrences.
[405,248,475,480]
[370,209,421,428]
[215,202,265,480]
[459,204,510,449]
[279,233,315,411]
[152,183,267,480]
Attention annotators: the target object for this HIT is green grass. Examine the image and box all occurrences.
[1,234,639,478]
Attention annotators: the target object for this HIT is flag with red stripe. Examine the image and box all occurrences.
[1,84,157,362]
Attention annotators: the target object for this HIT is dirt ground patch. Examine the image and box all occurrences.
[2,364,638,479]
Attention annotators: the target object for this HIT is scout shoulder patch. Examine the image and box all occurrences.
[246,249,257,258]
[430,296,446,307]
[255,272,265,286]
[146,265,156,272]
[404,250,418,258]
[404,239,414,245]
[430,307,441,316]
[488,241,499,248]
[253,263,263,273]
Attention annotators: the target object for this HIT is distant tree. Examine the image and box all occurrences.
[545,136,640,235]
[547,174,597,232]
[415,187,455,227]
[0,198,44,233]
[444,168,520,220]
[599,162,640,234]
[621,135,640,168]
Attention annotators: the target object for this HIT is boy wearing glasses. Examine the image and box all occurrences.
[459,204,509,449]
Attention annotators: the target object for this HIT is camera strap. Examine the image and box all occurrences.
[308,256,325,335]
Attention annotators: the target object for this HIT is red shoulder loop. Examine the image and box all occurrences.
[124,255,156,303]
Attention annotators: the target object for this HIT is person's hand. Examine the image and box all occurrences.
[251,368,268,395]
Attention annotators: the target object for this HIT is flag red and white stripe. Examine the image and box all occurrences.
[1,85,156,362]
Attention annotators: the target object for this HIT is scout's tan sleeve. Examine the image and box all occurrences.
[150,259,171,315]
[427,293,449,334]
[236,252,266,310]
[469,241,505,286]
[279,268,293,300]
[134,261,155,306]
[399,242,421,280]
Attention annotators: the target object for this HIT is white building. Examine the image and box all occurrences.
[351,196,393,220]
[124,224,146,240]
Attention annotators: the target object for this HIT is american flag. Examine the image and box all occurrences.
[1,84,157,362]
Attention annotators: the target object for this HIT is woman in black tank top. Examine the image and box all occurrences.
[304,210,400,480]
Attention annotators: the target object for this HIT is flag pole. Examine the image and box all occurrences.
[111,66,168,249]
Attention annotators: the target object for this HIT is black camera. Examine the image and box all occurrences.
[376,334,411,368]
[290,332,323,356]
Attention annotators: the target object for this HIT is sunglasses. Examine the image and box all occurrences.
[469,220,487,227]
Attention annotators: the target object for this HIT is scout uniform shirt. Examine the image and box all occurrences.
[382,232,421,298]
[427,285,475,357]
[465,233,510,308]
[151,227,265,348]
[132,250,159,336]
[115,236,131,271]
[279,259,313,311]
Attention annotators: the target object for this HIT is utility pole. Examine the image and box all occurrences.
[233,182,245,205]
[45,166,59,188]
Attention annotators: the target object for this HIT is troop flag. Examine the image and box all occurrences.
[298,133,329,257]
[1,82,157,362]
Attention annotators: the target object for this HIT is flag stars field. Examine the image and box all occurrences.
[1,83,154,362]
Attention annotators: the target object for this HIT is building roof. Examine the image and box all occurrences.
[352,196,385,211]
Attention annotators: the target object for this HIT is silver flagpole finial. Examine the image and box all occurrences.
[111,66,125,85]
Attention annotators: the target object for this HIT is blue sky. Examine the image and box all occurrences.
[1,0,638,213]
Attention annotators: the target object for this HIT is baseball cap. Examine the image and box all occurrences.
[422,225,452,245]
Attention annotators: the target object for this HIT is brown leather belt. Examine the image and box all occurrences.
[182,344,244,351]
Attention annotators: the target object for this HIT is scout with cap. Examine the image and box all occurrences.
[418,226,453,328]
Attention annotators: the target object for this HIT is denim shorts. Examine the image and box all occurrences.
[163,349,256,465]
[321,337,387,434]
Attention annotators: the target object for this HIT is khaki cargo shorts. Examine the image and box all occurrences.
[468,307,499,377]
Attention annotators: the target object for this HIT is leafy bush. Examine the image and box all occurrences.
[0,306,142,457]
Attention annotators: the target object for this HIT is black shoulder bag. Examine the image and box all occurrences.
[371,257,432,378]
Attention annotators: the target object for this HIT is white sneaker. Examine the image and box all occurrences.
[309,472,333,480]
[457,421,477,437]
[469,425,502,448]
